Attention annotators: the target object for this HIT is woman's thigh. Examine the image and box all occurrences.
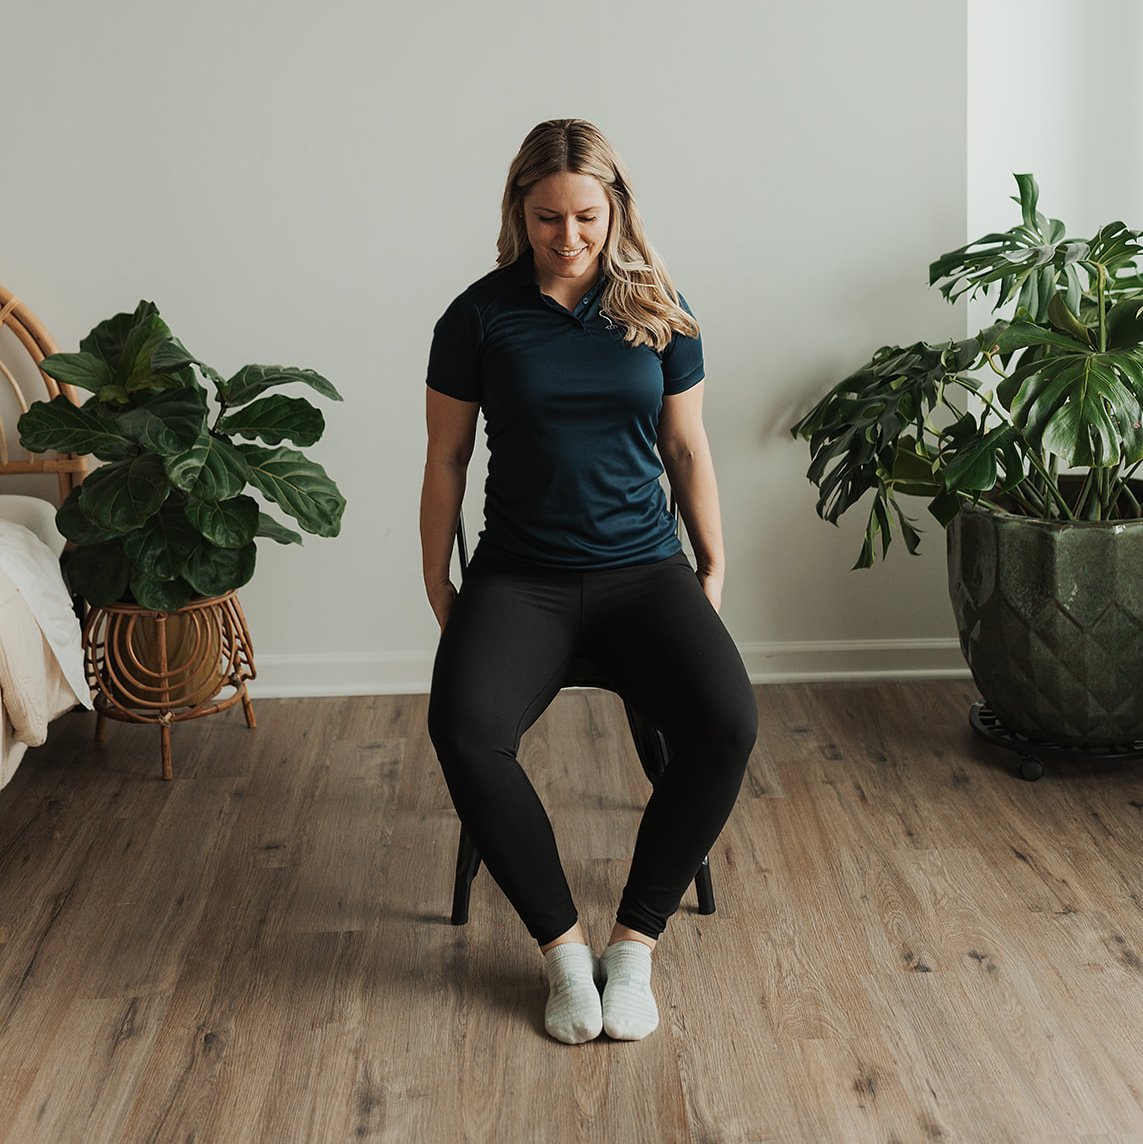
[580,556,757,751]
[428,563,582,753]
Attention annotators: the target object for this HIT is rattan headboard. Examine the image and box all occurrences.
[0,284,86,503]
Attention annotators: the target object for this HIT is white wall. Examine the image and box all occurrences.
[968,0,1143,235]
[967,0,1143,333]
[4,0,970,695]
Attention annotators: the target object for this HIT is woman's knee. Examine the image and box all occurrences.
[712,697,759,771]
[673,685,758,772]
[729,699,760,756]
[427,690,506,768]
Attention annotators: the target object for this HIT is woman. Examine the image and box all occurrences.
[421,119,757,1044]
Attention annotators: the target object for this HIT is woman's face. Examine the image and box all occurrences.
[522,172,611,294]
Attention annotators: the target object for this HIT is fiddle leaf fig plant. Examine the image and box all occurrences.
[792,175,1143,568]
[18,300,346,610]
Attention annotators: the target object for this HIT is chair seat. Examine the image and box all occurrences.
[563,654,620,693]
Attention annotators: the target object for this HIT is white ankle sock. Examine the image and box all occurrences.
[601,940,659,1040]
[543,943,602,1045]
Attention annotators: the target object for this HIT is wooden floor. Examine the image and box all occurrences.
[0,681,1141,1143]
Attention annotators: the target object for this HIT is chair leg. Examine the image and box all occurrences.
[694,855,716,915]
[451,824,482,926]
[623,704,669,784]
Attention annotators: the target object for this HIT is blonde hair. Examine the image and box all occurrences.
[496,119,699,352]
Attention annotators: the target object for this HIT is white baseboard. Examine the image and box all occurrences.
[245,652,433,699]
[245,639,969,699]
[738,638,969,684]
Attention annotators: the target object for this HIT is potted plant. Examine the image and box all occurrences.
[17,300,346,775]
[792,175,1143,751]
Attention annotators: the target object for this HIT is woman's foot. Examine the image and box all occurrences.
[543,943,603,1044]
[600,940,659,1040]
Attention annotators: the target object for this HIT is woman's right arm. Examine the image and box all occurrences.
[420,387,479,629]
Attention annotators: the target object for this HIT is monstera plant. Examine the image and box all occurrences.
[792,176,1143,755]
[792,175,1143,568]
[19,300,346,610]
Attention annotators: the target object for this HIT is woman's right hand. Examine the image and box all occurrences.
[427,579,459,630]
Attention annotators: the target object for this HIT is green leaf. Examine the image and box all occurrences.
[1014,173,1040,231]
[120,311,176,392]
[989,323,1090,356]
[942,424,1019,493]
[152,337,226,393]
[1047,292,1092,346]
[64,542,131,606]
[37,352,114,394]
[116,388,209,456]
[121,502,201,581]
[129,573,194,612]
[1086,222,1143,279]
[995,357,1039,410]
[150,337,199,374]
[791,336,978,543]
[925,176,1121,323]
[1014,355,1143,467]
[856,496,894,570]
[238,445,345,536]
[1063,263,1083,318]
[185,494,260,548]
[1038,377,1126,468]
[928,490,962,527]
[1106,297,1143,349]
[218,394,326,446]
[73,301,187,395]
[887,438,940,498]
[893,503,923,554]
[183,541,256,597]
[255,512,303,545]
[55,487,117,545]
[18,395,137,461]
[78,454,170,532]
[225,365,343,407]
[165,432,250,499]
[79,301,159,368]
[1112,348,1143,400]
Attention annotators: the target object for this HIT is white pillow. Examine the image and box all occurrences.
[0,495,65,558]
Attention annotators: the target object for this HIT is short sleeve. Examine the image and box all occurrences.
[661,293,704,395]
[426,294,483,401]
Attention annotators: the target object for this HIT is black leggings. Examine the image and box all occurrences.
[427,551,758,945]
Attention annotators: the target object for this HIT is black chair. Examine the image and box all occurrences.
[448,514,716,925]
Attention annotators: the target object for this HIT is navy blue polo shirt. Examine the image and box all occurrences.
[426,250,704,569]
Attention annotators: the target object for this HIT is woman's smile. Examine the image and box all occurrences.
[523,171,611,300]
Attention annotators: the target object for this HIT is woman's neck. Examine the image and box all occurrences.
[537,266,601,312]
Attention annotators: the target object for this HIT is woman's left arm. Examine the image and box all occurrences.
[658,381,725,612]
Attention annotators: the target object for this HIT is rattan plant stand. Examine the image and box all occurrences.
[83,591,257,780]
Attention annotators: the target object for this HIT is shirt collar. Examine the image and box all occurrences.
[514,247,608,309]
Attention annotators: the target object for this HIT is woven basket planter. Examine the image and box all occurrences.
[83,590,257,779]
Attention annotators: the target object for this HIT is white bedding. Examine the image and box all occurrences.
[0,514,92,789]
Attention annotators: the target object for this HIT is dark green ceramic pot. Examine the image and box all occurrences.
[947,498,1143,747]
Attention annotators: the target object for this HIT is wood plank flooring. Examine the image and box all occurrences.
[0,680,1141,1142]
